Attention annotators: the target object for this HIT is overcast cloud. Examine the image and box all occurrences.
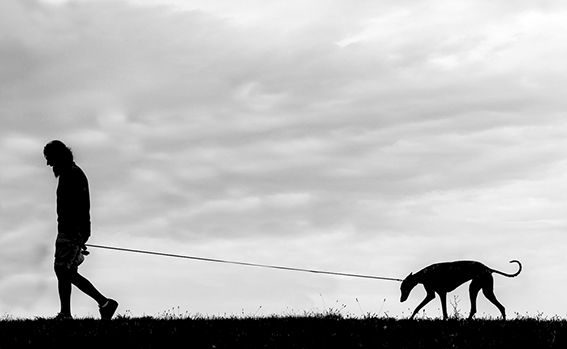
[2,0,567,318]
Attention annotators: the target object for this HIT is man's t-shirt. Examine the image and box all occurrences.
[56,162,91,243]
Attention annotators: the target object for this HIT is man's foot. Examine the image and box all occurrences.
[99,299,119,320]
[55,312,73,320]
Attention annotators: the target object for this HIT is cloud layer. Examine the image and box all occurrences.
[2,0,567,318]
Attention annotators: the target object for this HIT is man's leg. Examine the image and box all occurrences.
[54,265,73,316]
[70,271,108,306]
[71,270,119,320]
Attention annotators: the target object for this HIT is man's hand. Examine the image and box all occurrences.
[80,244,90,256]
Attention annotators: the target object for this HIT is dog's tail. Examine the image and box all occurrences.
[491,260,522,278]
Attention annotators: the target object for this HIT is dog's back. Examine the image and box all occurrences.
[416,261,490,292]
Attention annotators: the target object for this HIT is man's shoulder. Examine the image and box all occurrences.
[65,163,89,184]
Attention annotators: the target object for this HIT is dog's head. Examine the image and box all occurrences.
[400,272,417,302]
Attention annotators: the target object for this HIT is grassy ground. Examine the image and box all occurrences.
[1,313,566,348]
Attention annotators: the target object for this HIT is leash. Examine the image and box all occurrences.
[85,243,403,282]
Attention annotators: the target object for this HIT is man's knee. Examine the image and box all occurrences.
[54,264,77,278]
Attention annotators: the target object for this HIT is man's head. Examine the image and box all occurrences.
[44,140,74,177]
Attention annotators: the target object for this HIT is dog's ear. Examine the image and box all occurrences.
[401,272,413,284]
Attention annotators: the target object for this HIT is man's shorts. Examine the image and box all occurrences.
[54,238,85,269]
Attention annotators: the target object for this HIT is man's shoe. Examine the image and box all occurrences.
[99,299,119,320]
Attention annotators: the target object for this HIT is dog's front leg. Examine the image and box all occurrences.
[410,290,436,319]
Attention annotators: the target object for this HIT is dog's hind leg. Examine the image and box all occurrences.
[438,291,448,320]
[482,276,506,319]
[468,279,482,319]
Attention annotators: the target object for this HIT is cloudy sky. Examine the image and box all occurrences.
[2,0,567,319]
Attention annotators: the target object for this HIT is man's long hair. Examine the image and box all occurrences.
[44,140,74,164]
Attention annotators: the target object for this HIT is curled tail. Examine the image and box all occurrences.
[491,260,522,277]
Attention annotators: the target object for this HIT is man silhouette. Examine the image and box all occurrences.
[43,140,118,320]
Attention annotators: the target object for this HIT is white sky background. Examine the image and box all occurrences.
[1,0,567,319]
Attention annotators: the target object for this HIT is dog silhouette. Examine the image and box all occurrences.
[400,260,522,319]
